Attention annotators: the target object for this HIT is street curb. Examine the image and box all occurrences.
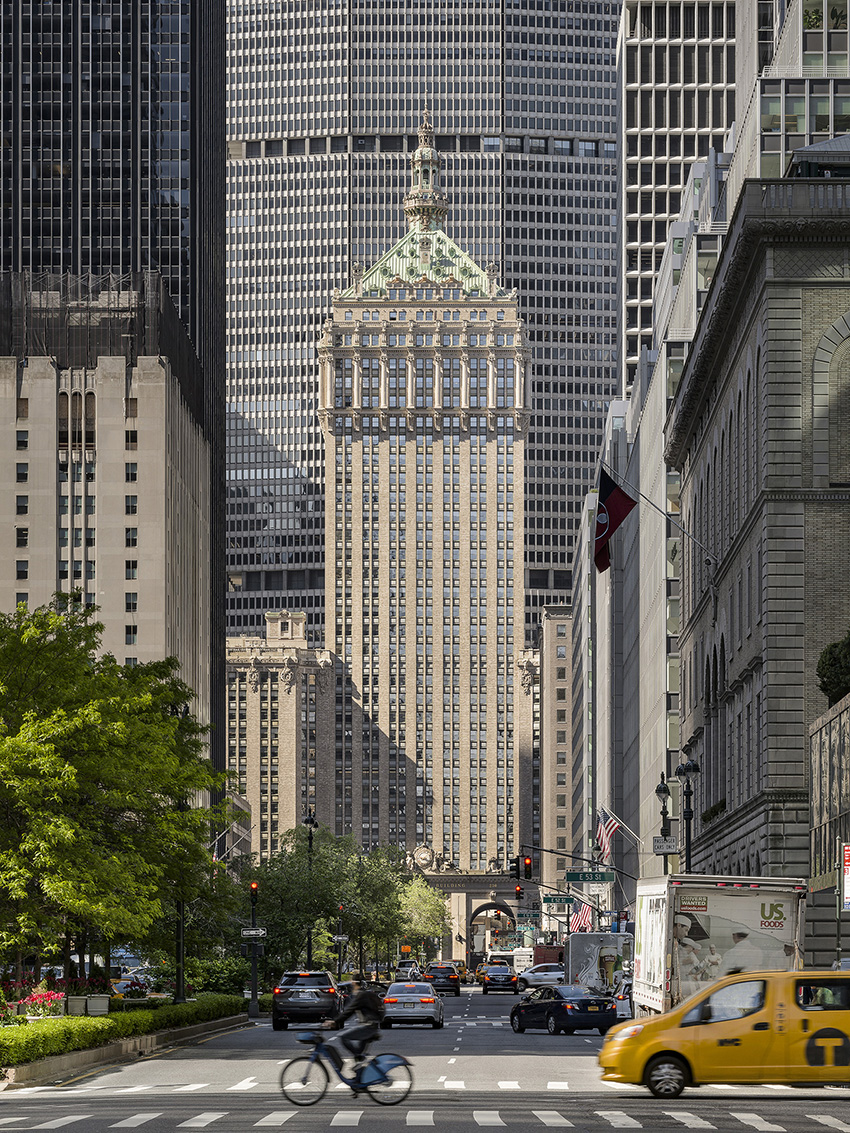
[0,1014,253,1090]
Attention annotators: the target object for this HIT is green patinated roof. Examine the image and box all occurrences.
[338,226,507,300]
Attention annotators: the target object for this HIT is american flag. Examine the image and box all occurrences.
[596,807,620,863]
[570,902,593,932]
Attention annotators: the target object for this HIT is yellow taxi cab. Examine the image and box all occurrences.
[599,969,850,1098]
[453,960,469,983]
[474,963,489,984]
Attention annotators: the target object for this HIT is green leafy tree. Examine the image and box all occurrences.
[817,627,850,706]
[0,597,223,965]
[398,874,452,956]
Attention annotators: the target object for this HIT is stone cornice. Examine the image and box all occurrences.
[664,181,850,468]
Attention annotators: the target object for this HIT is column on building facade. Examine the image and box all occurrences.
[487,350,497,407]
[460,351,470,407]
[352,351,362,409]
[379,352,389,405]
[515,352,528,409]
[406,350,416,406]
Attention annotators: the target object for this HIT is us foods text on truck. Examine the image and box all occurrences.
[632,874,806,1015]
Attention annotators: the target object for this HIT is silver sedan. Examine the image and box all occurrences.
[381,981,445,1029]
[516,963,566,991]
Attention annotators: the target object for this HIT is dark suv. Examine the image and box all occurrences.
[424,963,461,997]
[272,970,341,1031]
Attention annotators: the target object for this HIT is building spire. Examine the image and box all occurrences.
[403,107,449,233]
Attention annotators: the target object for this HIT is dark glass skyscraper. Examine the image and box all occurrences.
[226,0,619,644]
[1,0,225,768]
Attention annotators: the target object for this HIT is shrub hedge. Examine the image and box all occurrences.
[0,994,244,1068]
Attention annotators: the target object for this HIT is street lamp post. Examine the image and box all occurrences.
[302,809,319,967]
[675,758,701,873]
[655,773,671,876]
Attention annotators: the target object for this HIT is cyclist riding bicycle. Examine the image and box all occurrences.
[320,973,384,1072]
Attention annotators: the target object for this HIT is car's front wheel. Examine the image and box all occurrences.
[645,1054,688,1099]
[510,1013,525,1033]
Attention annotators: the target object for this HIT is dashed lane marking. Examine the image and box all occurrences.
[546,1082,570,1090]
[406,1113,435,1127]
[329,1115,362,1128]
[473,1112,506,1127]
[252,1116,295,1127]
[498,1081,521,1089]
[808,1118,850,1131]
[532,1113,574,1128]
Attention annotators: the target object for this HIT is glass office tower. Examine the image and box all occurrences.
[226,0,619,643]
[0,0,225,768]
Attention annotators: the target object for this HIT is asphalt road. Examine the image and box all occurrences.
[0,986,848,1132]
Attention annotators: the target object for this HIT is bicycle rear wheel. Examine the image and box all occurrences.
[280,1056,328,1106]
[366,1060,413,1105]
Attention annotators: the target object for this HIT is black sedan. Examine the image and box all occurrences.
[481,965,518,994]
[509,984,617,1034]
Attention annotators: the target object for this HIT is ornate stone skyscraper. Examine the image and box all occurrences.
[226,0,619,650]
[314,118,535,933]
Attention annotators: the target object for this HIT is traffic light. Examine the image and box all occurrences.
[523,856,533,880]
[510,855,521,879]
[515,885,524,899]
[250,880,259,906]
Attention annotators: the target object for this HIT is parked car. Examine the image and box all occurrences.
[271,970,341,1031]
[481,965,518,995]
[382,981,444,1028]
[423,962,461,996]
[511,984,617,1035]
[516,963,566,992]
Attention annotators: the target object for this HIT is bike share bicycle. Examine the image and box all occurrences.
[280,1028,413,1106]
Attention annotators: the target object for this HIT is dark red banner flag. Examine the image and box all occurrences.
[594,469,637,572]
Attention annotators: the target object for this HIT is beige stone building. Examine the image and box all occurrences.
[311,115,537,956]
[226,611,335,858]
[665,180,850,885]
[0,272,212,725]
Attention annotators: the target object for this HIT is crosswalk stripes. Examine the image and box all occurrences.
[32,1119,95,1130]
[108,1117,162,1129]
[595,1113,642,1129]
[663,1113,715,1129]
[730,1116,785,1132]
[9,1103,850,1129]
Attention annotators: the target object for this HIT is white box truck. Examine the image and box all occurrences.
[632,874,807,1015]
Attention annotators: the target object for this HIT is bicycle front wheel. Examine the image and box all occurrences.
[280,1056,329,1106]
[366,1060,413,1106]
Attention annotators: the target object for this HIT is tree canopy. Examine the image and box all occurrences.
[0,597,222,959]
